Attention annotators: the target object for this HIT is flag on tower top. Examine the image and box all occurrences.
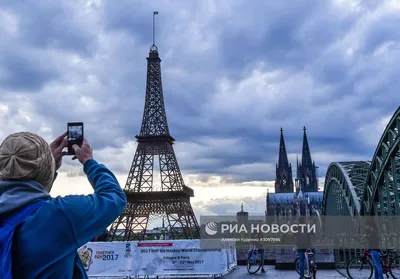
[154,11,158,15]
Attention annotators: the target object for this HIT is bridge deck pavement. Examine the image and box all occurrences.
[223,266,347,278]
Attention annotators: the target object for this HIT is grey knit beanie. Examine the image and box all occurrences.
[0,132,55,192]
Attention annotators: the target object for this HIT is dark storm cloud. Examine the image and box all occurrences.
[103,2,152,43]
[1,1,98,55]
[0,53,58,91]
[218,1,358,74]
[0,1,99,92]
[0,0,399,185]
[360,16,400,54]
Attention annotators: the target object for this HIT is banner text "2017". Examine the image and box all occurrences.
[95,251,119,261]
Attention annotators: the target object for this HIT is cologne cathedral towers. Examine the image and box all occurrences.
[266,127,323,218]
[274,127,318,193]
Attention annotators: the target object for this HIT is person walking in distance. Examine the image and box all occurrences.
[0,131,127,278]
[364,218,383,279]
[248,231,265,273]
[295,216,313,279]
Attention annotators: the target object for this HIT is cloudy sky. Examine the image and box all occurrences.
[0,0,399,224]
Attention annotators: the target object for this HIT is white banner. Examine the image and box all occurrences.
[78,242,138,276]
[135,240,226,276]
[222,241,237,269]
[78,240,236,277]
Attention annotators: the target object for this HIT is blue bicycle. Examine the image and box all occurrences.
[294,248,317,279]
[247,245,265,274]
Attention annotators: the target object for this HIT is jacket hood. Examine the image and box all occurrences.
[0,180,50,217]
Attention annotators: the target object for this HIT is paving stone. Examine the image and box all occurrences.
[222,265,347,278]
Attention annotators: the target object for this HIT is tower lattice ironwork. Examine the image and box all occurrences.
[108,13,200,241]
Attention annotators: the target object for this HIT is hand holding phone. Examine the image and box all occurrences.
[71,138,93,165]
[67,122,84,155]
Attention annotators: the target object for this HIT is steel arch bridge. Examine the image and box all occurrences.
[323,107,400,217]
[361,108,400,216]
[322,161,371,216]
[322,106,400,266]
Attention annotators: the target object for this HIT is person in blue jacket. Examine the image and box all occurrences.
[0,131,127,278]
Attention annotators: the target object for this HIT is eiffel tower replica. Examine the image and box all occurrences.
[108,12,200,241]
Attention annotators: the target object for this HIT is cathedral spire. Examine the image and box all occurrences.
[278,128,290,168]
[297,127,318,192]
[275,128,294,193]
[301,126,312,166]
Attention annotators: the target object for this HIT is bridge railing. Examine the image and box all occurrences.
[330,235,400,268]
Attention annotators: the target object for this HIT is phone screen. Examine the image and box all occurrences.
[67,122,84,155]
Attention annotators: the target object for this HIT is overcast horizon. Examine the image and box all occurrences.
[1,0,399,222]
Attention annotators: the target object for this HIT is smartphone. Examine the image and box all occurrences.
[67,122,84,155]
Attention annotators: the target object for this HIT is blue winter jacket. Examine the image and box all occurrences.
[0,159,127,278]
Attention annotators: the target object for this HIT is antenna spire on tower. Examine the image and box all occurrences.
[151,11,159,51]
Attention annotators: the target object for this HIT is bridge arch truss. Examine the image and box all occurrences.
[321,107,400,267]
[361,107,400,216]
[322,161,371,217]
[323,107,400,217]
